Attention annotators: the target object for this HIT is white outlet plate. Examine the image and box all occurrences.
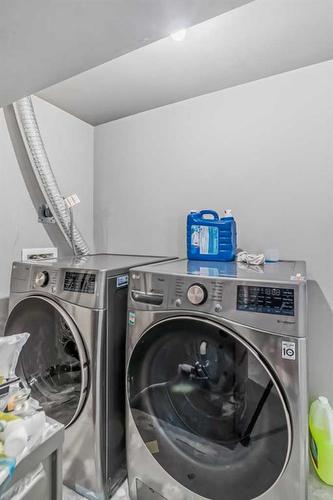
[21,247,58,261]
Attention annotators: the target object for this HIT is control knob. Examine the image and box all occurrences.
[35,271,49,288]
[187,284,207,305]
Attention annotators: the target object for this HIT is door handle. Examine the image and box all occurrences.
[131,291,163,305]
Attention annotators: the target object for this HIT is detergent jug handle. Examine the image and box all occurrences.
[199,210,219,220]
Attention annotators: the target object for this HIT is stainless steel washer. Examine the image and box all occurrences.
[126,259,308,500]
[4,254,172,499]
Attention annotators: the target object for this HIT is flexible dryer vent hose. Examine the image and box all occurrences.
[15,96,90,256]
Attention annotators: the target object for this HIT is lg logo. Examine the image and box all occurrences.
[282,341,296,360]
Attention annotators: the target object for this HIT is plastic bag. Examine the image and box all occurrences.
[0,333,30,382]
[0,457,16,493]
[0,380,20,412]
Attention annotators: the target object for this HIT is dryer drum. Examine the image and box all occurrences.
[4,296,88,428]
[128,317,291,500]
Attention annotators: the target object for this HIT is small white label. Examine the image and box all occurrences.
[64,193,80,208]
[128,312,136,326]
[117,275,128,288]
[282,341,296,360]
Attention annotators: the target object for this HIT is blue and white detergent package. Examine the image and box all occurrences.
[187,209,237,262]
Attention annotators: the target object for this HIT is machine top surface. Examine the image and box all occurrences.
[132,258,306,284]
[18,253,173,276]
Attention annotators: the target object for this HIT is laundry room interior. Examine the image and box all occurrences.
[0,1,333,499]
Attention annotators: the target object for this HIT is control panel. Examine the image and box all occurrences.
[10,262,108,310]
[29,269,97,296]
[129,272,298,316]
[64,272,96,294]
[33,269,58,292]
[237,286,295,316]
[130,272,224,314]
[129,269,304,336]
[171,276,223,313]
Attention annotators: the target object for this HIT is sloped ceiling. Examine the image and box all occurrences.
[38,0,333,125]
[0,0,252,107]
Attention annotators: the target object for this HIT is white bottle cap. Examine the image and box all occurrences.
[319,396,329,405]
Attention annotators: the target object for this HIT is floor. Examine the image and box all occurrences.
[63,482,130,499]
[309,469,333,500]
[63,473,333,500]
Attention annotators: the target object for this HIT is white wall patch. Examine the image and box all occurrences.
[282,341,296,360]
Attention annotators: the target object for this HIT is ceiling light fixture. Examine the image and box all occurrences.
[170,29,187,42]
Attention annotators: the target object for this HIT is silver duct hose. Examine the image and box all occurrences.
[14,96,90,256]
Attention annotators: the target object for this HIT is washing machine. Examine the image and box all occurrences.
[4,254,172,499]
[126,259,308,500]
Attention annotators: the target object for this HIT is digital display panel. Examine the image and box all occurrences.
[237,286,294,316]
[64,272,96,294]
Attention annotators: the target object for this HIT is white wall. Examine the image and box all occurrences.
[0,96,94,331]
[94,60,333,401]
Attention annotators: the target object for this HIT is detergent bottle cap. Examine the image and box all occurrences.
[224,209,233,218]
[312,396,333,443]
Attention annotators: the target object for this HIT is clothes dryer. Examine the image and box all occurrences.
[126,259,308,500]
[4,254,171,499]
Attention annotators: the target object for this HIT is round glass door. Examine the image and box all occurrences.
[128,317,291,500]
[5,296,88,427]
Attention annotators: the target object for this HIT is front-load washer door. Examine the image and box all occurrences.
[5,296,88,427]
[128,317,292,500]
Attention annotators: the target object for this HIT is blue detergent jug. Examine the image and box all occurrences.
[187,209,237,261]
